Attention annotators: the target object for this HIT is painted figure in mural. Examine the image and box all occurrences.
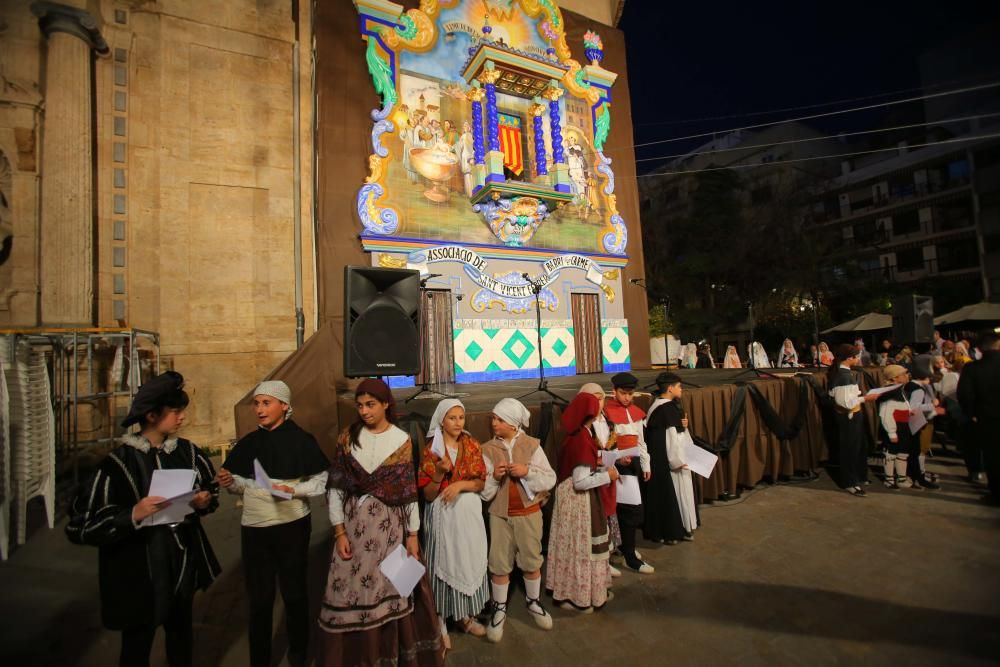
[401,116,420,184]
[457,120,476,198]
[442,119,459,146]
[567,142,588,209]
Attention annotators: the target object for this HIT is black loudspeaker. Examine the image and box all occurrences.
[344,266,421,377]
[892,294,934,344]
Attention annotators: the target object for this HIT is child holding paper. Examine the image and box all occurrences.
[646,373,698,540]
[828,344,880,496]
[480,398,556,642]
[547,392,616,612]
[217,380,330,667]
[418,399,489,644]
[602,372,654,574]
[577,383,622,578]
[318,379,444,666]
[65,371,220,667]
[877,365,916,489]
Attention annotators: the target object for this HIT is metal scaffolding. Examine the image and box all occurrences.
[0,327,160,553]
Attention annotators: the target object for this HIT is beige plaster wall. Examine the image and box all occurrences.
[1,0,317,447]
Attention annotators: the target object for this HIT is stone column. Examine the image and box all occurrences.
[31,2,108,325]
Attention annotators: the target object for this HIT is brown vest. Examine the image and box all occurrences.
[481,432,549,517]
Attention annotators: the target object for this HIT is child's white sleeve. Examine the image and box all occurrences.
[480,458,499,502]
[524,447,557,493]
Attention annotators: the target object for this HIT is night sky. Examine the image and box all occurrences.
[620,0,1000,172]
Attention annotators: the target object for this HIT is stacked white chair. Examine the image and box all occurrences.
[1,336,56,546]
[0,339,10,560]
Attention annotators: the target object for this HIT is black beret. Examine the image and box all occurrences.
[610,372,639,389]
[121,371,185,427]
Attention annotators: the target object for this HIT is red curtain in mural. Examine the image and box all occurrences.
[498,113,524,176]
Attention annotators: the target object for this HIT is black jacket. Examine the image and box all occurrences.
[66,436,221,630]
[958,349,1000,422]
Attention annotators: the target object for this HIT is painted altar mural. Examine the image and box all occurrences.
[352,0,632,385]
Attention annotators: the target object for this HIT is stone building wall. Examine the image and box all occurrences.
[1,0,317,448]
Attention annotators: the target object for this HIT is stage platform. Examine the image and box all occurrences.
[386,367,821,415]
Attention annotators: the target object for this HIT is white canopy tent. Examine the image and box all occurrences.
[821,312,892,334]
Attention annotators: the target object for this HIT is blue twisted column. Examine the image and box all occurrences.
[544,82,570,192]
[480,63,504,183]
[471,97,485,165]
[485,83,500,153]
[549,97,564,164]
[531,99,547,177]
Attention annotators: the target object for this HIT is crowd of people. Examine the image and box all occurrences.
[674,329,983,371]
[67,370,709,667]
[821,332,998,500]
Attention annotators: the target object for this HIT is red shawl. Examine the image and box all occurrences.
[557,393,602,482]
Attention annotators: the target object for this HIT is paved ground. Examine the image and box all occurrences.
[2,452,998,667]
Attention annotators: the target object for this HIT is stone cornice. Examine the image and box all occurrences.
[30,1,109,56]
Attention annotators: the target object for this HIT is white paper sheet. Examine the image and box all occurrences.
[908,409,928,435]
[682,440,719,479]
[616,474,642,505]
[379,543,426,598]
[865,385,901,397]
[254,459,294,499]
[429,431,445,460]
[140,469,197,527]
[601,447,642,467]
[519,478,536,501]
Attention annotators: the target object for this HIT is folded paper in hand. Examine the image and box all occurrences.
[141,469,197,527]
[254,459,293,499]
[379,543,426,597]
[601,447,641,467]
[681,440,718,479]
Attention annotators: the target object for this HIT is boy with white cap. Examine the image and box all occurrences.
[480,397,557,643]
[218,380,329,667]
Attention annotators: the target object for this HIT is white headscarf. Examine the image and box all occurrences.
[493,397,530,430]
[681,343,698,369]
[578,383,610,447]
[776,339,799,367]
[578,382,605,397]
[723,345,742,368]
[749,342,772,368]
[254,380,293,416]
[427,398,465,457]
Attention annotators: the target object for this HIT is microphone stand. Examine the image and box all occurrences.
[516,274,567,406]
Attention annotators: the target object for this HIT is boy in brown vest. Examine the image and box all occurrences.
[480,398,557,643]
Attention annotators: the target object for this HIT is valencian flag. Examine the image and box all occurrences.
[498,112,524,176]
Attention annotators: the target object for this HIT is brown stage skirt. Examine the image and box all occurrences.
[319,495,444,667]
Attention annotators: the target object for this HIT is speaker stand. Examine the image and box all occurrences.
[516,277,568,406]
[405,283,457,404]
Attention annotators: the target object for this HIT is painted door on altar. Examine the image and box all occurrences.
[571,292,602,375]
[418,289,456,385]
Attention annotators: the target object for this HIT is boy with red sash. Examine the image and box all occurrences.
[603,373,654,574]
